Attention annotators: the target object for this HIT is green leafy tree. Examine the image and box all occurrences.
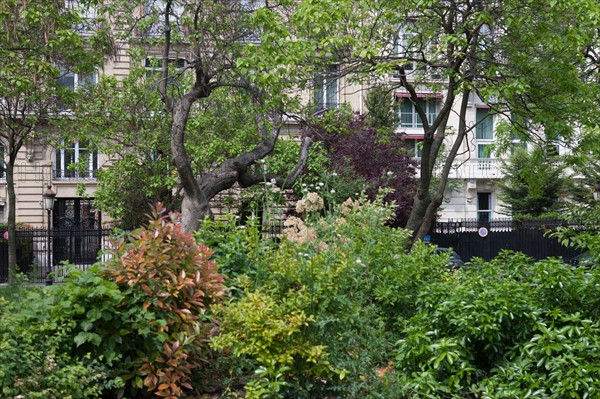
[0,0,108,284]
[289,0,600,243]
[364,84,400,134]
[563,128,600,208]
[497,147,569,218]
[88,0,325,233]
[65,59,178,229]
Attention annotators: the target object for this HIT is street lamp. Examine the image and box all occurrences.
[42,185,56,285]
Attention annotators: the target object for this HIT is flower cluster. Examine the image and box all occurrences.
[340,198,361,215]
[282,216,317,244]
[296,192,325,214]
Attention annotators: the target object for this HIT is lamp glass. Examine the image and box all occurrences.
[43,197,55,210]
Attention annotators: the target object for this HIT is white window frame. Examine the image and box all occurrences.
[65,0,97,35]
[395,27,419,70]
[477,192,493,222]
[54,141,98,180]
[57,70,98,91]
[404,138,423,159]
[145,58,186,76]
[313,66,339,111]
[399,98,437,129]
[475,108,494,159]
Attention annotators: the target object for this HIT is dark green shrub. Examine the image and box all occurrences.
[389,251,600,398]
[0,290,106,399]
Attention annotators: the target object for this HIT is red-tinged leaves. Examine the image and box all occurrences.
[100,203,225,398]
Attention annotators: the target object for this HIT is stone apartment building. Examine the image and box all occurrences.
[2,2,553,230]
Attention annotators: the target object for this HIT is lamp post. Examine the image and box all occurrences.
[42,185,56,285]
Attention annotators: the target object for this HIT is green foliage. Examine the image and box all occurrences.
[64,53,178,229]
[364,84,399,135]
[497,147,569,217]
[94,154,178,229]
[50,204,226,398]
[208,194,451,397]
[389,251,600,398]
[0,289,106,399]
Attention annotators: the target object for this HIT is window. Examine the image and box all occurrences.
[145,58,186,84]
[57,70,97,91]
[546,142,560,157]
[313,66,339,111]
[477,192,492,222]
[395,27,419,70]
[399,99,437,129]
[510,140,527,155]
[65,0,97,34]
[241,0,265,11]
[476,108,493,158]
[144,0,185,37]
[54,141,98,179]
[405,139,423,158]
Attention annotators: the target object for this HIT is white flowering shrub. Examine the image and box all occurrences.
[295,192,325,214]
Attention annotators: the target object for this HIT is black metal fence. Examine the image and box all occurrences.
[0,228,113,284]
[429,219,589,262]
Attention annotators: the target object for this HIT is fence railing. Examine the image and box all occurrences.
[430,219,591,262]
[433,218,589,233]
[0,228,113,284]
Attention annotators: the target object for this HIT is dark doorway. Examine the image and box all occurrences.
[52,198,102,265]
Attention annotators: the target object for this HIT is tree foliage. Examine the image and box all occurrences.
[0,0,109,284]
[84,0,323,232]
[308,112,417,226]
[497,147,569,218]
[286,0,600,241]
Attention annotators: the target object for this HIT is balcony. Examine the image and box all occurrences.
[54,169,98,180]
[450,158,503,180]
[412,158,503,180]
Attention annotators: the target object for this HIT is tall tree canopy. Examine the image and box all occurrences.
[287,0,600,242]
[0,0,109,284]
[84,0,326,232]
[497,147,569,218]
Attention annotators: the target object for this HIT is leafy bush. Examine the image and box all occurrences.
[304,112,417,227]
[209,194,451,397]
[0,290,106,399]
[389,251,600,398]
[52,204,226,398]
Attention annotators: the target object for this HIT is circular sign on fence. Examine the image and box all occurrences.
[478,227,489,238]
[3,231,8,240]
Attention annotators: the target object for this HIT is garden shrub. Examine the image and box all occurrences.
[52,203,226,398]
[389,251,600,398]
[0,290,106,399]
[210,193,450,397]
